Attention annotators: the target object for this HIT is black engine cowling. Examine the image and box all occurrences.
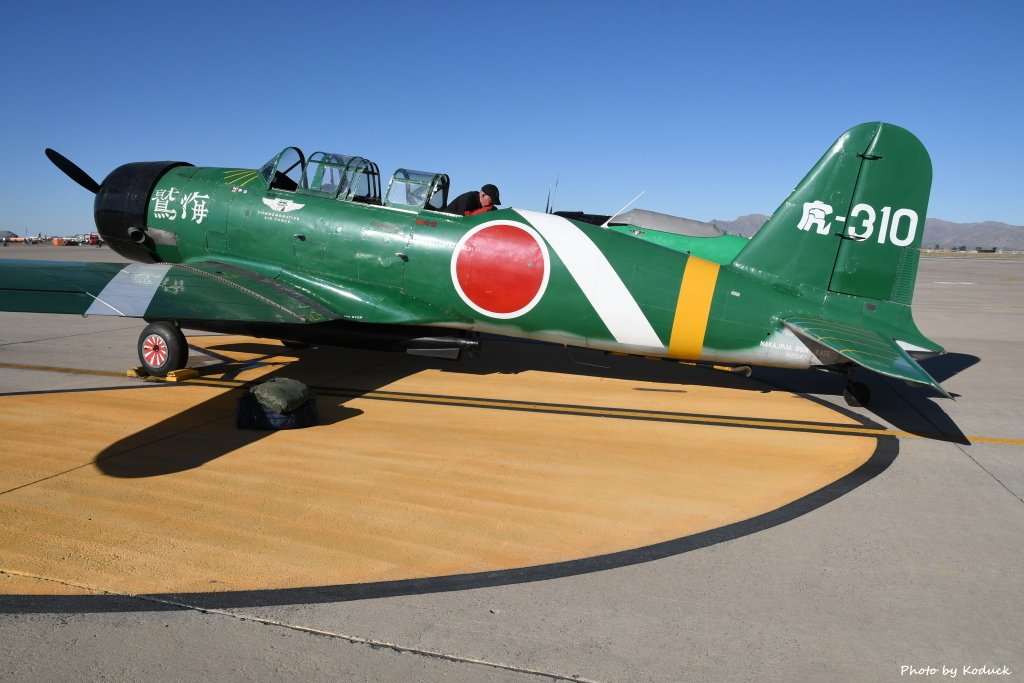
[94,161,191,262]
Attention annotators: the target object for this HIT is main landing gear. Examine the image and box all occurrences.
[138,321,189,377]
[836,365,871,406]
[844,381,871,407]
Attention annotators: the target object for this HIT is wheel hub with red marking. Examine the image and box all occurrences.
[450,221,550,319]
[142,334,169,368]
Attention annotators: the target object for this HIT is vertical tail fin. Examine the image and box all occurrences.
[731,122,946,393]
[732,122,931,304]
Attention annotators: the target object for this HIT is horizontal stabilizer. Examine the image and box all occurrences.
[784,317,950,398]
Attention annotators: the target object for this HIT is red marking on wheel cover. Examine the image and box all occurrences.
[452,223,548,317]
[143,335,168,367]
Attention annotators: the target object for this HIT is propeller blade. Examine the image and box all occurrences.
[45,148,101,193]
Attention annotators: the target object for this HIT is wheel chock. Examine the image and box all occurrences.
[166,368,199,382]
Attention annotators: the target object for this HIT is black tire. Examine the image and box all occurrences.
[138,322,188,377]
[843,381,871,407]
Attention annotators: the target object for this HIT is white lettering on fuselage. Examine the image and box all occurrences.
[262,198,305,213]
[256,198,305,225]
[798,200,919,246]
[758,338,808,361]
[151,187,211,224]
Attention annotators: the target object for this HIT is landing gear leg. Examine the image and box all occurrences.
[138,321,189,377]
[838,365,871,406]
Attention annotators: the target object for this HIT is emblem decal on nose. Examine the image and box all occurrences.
[451,221,550,319]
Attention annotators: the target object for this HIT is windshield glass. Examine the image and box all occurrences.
[385,169,448,210]
[260,147,305,191]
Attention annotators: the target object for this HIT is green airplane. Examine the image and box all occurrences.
[0,122,947,405]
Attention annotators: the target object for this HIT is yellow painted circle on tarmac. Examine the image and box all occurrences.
[0,337,886,603]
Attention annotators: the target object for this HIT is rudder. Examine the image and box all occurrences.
[732,122,932,305]
[827,124,931,303]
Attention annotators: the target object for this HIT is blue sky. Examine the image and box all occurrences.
[2,0,1021,235]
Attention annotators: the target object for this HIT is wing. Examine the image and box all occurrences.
[784,317,950,397]
[0,259,336,324]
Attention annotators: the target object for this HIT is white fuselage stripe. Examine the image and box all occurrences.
[86,263,174,317]
[517,210,664,349]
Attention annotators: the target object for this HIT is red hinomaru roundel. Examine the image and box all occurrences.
[450,221,551,319]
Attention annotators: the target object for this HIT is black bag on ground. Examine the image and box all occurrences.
[236,378,319,430]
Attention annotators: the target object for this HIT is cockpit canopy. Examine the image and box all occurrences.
[260,148,449,211]
[384,169,449,211]
[260,148,382,204]
[302,152,382,204]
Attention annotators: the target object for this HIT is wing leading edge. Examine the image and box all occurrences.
[0,259,336,324]
[784,317,950,398]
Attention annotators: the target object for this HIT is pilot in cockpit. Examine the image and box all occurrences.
[443,184,501,216]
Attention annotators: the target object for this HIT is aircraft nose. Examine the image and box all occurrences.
[93,160,192,263]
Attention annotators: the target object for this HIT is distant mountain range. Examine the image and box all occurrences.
[709,214,1024,250]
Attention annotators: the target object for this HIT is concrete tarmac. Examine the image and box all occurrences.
[1,245,1021,681]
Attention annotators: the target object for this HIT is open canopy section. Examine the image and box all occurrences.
[385,169,450,211]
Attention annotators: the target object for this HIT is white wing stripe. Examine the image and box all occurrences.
[518,210,663,349]
[86,264,173,317]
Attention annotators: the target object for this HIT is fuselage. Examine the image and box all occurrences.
[16,123,945,394]
[132,165,837,371]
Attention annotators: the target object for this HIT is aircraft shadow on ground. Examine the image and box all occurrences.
[91,337,768,479]
[457,341,975,446]
[918,352,980,384]
[93,339,975,479]
[873,353,979,445]
[754,352,979,445]
[92,346,384,479]
[857,353,977,445]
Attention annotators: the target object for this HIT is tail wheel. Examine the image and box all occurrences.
[843,381,871,407]
[138,322,188,377]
